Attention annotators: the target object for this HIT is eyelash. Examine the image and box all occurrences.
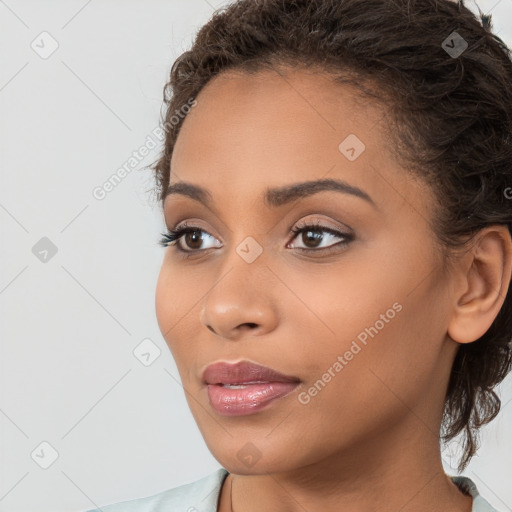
[158,220,354,257]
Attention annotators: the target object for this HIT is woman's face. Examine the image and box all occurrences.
[155,67,459,474]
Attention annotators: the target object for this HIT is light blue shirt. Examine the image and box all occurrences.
[85,468,501,511]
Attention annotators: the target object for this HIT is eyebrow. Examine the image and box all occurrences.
[164,178,376,209]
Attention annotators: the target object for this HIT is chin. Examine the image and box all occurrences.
[203,433,306,475]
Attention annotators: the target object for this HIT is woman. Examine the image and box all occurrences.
[86,0,512,510]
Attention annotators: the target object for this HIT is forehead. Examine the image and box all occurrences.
[173,66,383,157]
[168,67,429,215]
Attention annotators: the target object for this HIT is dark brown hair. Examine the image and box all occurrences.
[151,0,512,471]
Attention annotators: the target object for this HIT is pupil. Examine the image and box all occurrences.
[303,230,322,248]
[186,231,202,249]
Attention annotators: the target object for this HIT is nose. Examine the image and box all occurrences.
[199,263,279,340]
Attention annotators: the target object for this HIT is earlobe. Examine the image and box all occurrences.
[447,226,512,345]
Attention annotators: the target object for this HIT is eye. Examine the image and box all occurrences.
[158,221,222,253]
[287,221,353,253]
[158,220,354,255]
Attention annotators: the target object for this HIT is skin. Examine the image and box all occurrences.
[155,66,512,512]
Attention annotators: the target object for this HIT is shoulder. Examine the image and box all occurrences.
[449,475,502,512]
[84,467,229,512]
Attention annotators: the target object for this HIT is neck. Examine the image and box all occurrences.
[222,417,472,512]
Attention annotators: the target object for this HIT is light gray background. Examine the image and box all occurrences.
[1,1,511,511]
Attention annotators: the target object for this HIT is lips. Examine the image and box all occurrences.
[202,360,301,416]
[202,360,300,385]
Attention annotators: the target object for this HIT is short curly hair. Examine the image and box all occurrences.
[151,0,512,472]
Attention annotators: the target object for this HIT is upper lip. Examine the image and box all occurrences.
[202,360,301,385]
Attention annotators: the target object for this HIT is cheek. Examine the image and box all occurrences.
[155,260,210,379]
[285,301,436,452]
[155,265,171,336]
[155,261,186,351]
[283,251,446,403]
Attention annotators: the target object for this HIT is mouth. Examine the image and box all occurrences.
[202,360,301,416]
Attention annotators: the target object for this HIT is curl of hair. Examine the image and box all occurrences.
[151,0,512,472]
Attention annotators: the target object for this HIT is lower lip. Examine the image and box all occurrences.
[206,382,299,416]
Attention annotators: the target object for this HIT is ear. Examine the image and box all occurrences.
[448,225,512,344]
